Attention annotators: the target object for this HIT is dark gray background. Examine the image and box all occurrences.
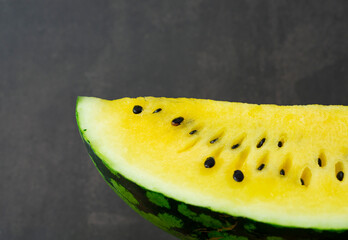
[1,0,347,239]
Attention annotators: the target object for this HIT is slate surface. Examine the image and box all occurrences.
[0,1,347,239]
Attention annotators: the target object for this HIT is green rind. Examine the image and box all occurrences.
[76,102,348,239]
[80,140,347,239]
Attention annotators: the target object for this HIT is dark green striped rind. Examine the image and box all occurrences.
[81,135,347,240]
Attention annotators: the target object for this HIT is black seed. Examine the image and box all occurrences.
[171,117,184,126]
[257,138,266,148]
[189,130,197,135]
[300,178,304,185]
[231,144,240,149]
[280,169,285,176]
[257,164,265,171]
[278,141,283,147]
[318,158,322,167]
[233,170,244,182]
[204,157,215,168]
[337,171,344,181]
[133,105,143,114]
[210,138,218,144]
[153,108,162,113]
[83,129,87,132]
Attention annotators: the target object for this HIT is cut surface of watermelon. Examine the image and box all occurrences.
[76,96,348,239]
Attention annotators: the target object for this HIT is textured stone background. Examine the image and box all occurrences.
[0,0,347,239]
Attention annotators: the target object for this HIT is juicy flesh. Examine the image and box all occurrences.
[77,96,348,229]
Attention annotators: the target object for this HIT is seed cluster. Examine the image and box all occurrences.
[132,105,346,186]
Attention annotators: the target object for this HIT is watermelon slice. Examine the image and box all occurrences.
[76,96,348,239]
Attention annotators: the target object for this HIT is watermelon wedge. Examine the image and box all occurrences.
[76,96,348,239]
